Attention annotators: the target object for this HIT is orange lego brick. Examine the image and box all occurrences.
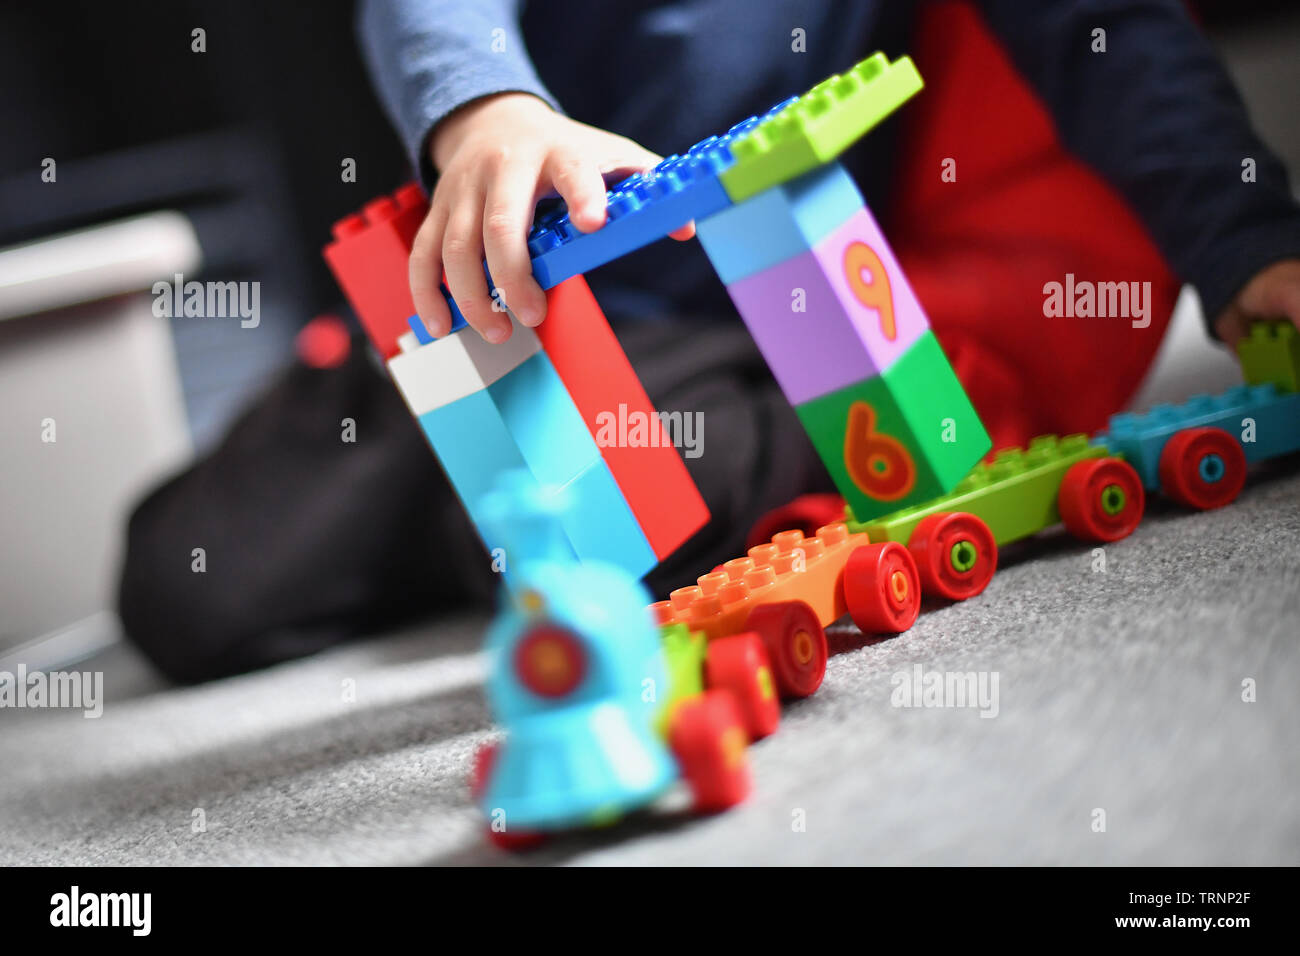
[650,523,870,641]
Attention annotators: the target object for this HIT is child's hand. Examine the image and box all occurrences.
[1213,258,1300,346]
[411,92,691,342]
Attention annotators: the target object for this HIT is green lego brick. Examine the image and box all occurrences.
[846,435,1110,546]
[656,623,706,736]
[1236,320,1300,393]
[796,331,991,523]
[719,52,924,203]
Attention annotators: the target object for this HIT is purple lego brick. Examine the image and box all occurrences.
[722,202,930,405]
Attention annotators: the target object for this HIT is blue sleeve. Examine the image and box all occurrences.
[975,0,1300,331]
[357,0,561,188]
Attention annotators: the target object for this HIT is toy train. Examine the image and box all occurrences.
[473,319,1298,849]
[469,470,775,849]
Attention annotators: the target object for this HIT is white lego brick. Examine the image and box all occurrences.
[396,330,420,354]
[385,314,540,415]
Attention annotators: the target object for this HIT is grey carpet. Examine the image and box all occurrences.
[2,463,1297,866]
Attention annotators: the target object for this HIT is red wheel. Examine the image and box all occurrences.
[843,542,921,633]
[742,600,827,699]
[907,512,997,602]
[746,494,847,550]
[669,690,751,813]
[1058,457,1145,541]
[704,632,781,740]
[470,740,498,801]
[487,825,547,852]
[1158,427,1247,510]
[473,743,547,850]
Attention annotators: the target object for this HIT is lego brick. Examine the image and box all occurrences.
[718,52,923,203]
[527,134,741,290]
[323,182,427,359]
[408,314,434,346]
[846,435,1109,547]
[696,161,864,285]
[418,390,654,579]
[795,331,991,522]
[536,276,709,561]
[415,391,558,560]
[486,350,602,486]
[720,196,930,404]
[1236,320,1300,393]
[649,523,870,640]
[553,457,658,580]
[1103,384,1300,488]
[659,623,707,710]
[408,301,470,345]
[386,313,540,416]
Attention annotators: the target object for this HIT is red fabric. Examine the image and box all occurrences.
[888,0,1181,450]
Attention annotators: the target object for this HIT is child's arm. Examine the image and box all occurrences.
[358,0,683,342]
[977,0,1300,341]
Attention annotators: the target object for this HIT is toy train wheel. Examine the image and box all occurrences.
[1058,457,1145,542]
[487,825,547,852]
[669,690,751,813]
[472,742,547,850]
[907,512,998,602]
[704,632,781,740]
[1158,427,1247,510]
[470,740,498,801]
[742,600,828,699]
[843,542,921,633]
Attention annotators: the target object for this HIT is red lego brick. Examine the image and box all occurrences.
[536,275,709,561]
[322,182,427,358]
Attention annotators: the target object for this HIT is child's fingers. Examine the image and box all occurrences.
[443,202,509,343]
[483,164,548,328]
[545,149,610,233]
[669,221,697,241]
[409,206,453,338]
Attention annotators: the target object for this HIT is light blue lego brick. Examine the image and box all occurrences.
[556,457,657,580]
[525,128,753,290]
[1103,384,1300,488]
[695,160,865,285]
[487,351,602,486]
[417,392,578,562]
[1245,389,1300,460]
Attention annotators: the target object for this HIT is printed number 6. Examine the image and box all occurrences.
[844,402,915,501]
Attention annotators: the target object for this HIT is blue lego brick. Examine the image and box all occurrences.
[525,126,756,290]
[408,314,433,345]
[406,287,468,345]
[1103,384,1300,488]
[486,351,602,486]
[555,457,657,579]
[695,161,865,285]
